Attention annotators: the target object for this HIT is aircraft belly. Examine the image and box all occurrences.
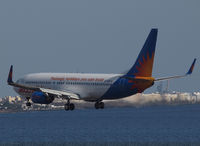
[65,85,110,101]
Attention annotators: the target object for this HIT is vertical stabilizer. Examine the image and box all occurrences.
[126,29,158,77]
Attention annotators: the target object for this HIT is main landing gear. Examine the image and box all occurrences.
[64,99,75,111]
[26,97,31,107]
[95,101,104,109]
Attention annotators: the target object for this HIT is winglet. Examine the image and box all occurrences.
[186,58,196,75]
[7,65,14,84]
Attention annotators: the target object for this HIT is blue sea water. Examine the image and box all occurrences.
[1,104,200,145]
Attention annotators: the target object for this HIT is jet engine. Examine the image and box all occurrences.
[31,91,54,104]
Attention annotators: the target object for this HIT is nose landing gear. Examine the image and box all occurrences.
[26,97,31,107]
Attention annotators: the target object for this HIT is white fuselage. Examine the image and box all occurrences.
[15,73,122,101]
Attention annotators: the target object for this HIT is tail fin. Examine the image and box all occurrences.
[126,29,158,77]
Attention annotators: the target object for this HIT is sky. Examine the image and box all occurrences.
[0,0,200,97]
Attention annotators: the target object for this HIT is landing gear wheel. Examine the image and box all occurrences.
[95,102,99,109]
[95,102,104,109]
[69,103,75,110]
[26,97,31,107]
[99,102,104,109]
[64,104,69,111]
[26,102,31,107]
[64,99,75,111]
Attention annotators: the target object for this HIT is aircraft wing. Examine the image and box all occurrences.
[155,58,196,81]
[7,65,80,100]
[39,88,80,99]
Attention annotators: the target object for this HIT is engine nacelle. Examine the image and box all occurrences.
[31,91,54,104]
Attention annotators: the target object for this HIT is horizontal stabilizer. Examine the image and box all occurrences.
[155,58,196,81]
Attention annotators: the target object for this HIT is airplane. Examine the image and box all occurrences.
[7,29,196,111]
